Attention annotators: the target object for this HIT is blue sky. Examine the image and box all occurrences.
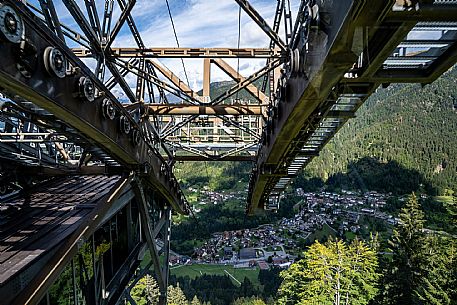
[26,1,450,96]
[30,0,300,91]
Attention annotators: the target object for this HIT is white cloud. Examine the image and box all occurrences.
[52,0,300,94]
[118,0,284,90]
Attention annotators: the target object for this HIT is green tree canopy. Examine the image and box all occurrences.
[378,193,457,305]
[383,193,427,304]
[277,238,379,305]
[131,274,160,305]
[446,193,457,229]
[232,296,266,305]
[191,295,202,305]
[168,284,188,305]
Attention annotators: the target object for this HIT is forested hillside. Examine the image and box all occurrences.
[304,67,457,195]
[175,161,250,192]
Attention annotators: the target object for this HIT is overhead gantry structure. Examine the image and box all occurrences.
[0,0,282,304]
[0,0,457,304]
[0,0,188,304]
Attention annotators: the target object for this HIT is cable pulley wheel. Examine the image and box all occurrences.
[78,77,95,102]
[102,98,116,120]
[132,129,141,146]
[0,5,24,44]
[290,48,300,74]
[44,47,67,78]
[119,116,131,134]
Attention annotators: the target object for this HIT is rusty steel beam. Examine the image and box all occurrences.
[72,47,282,58]
[146,104,265,116]
[168,155,255,162]
[203,58,211,98]
[211,58,282,105]
[148,60,201,100]
[211,58,269,104]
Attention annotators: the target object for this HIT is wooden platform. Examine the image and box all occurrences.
[0,175,121,288]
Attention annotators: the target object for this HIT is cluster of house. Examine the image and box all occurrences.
[193,225,289,263]
[189,222,305,270]
[278,212,335,239]
[182,189,400,270]
[297,189,400,233]
[188,186,246,212]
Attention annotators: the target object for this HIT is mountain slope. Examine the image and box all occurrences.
[304,67,457,195]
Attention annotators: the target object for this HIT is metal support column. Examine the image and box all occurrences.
[132,179,171,305]
[203,58,211,102]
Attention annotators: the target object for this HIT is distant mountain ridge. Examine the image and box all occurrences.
[162,79,266,104]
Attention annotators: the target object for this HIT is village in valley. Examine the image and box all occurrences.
[171,187,402,270]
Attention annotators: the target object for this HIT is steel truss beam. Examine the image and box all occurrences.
[25,2,91,48]
[166,140,258,161]
[147,104,265,116]
[132,180,171,305]
[211,59,282,105]
[39,0,65,42]
[73,47,282,58]
[63,0,138,104]
[0,0,188,214]
[234,0,287,52]
[248,0,457,213]
[105,0,136,50]
[169,155,255,162]
[148,60,201,100]
[211,58,269,104]
[248,0,384,213]
[0,101,90,168]
[114,59,202,105]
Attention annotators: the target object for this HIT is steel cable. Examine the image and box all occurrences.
[165,0,191,87]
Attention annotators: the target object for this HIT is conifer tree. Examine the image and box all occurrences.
[448,240,457,305]
[131,274,160,305]
[383,193,427,304]
[232,296,267,305]
[417,235,457,305]
[167,284,188,305]
[190,295,201,305]
[416,235,451,305]
[368,232,380,253]
[145,274,160,304]
[446,193,457,229]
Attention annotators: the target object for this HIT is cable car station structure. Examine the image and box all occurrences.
[0,0,456,304]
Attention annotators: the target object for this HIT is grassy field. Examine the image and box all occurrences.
[344,231,357,241]
[170,264,260,287]
[141,251,261,287]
